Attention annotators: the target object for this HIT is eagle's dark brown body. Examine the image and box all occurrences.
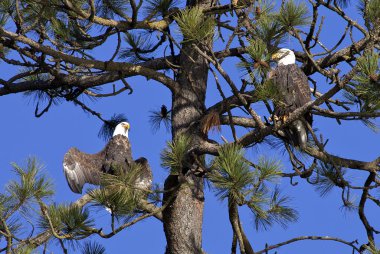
[272,64,312,148]
[63,135,152,193]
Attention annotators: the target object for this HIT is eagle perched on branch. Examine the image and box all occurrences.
[63,122,152,193]
[271,48,312,149]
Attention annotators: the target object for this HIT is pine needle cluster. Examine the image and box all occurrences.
[253,17,285,48]
[359,0,380,27]
[161,135,192,174]
[149,105,171,133]
[209,144,254,202]
[174,6,215,43]
[7,158,54,204]
[38,203,94,238]
[350,51,380,113]
[96,0,129,19]
[277,0,310,30]
[254,79,281,101]
[239,39,272,79]
[208,144,298,230]
[311,162,348,197]
[0,0,13,14]
[144,0,178,18]
[0,159,55,252]
[81,241,107,254]
[88,164,146,216]
[252,187,298,230]
[119,32,155,63]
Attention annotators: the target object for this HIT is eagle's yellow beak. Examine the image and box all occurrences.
[271,52,281,61]
[122,122,130,130]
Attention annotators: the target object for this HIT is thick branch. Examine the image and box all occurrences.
[0,28,179,92]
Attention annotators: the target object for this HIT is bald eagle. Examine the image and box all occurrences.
[271,48,312,149]
[63,122,152,193]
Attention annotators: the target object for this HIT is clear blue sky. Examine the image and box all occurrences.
[0,1,379,253]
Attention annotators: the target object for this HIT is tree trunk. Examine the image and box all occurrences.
[162,11,211,251]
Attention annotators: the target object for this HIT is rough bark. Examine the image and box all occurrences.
[162,0,211,248]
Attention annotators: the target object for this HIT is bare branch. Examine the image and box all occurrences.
[255,235,360,254]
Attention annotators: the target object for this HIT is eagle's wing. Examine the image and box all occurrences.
[288,64,311,107]
[64,135,149,194]
[289,65,313,124]
[272,64,312,122]
[103,136,152,190]
[272,64,312,149]
[103,135,133,174]
[134,157,153,190]
[63,148,105,193]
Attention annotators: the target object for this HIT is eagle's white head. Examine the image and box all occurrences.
[113,122,130,138]
[271,48,296,66]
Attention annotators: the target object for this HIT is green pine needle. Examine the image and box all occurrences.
[7,158,54,203]
[256,156,282,182]
[50,18,70,40]
[255,0,275,17]
[358,0,380,26]
[356,51,379,79]
[0,193,12,214]
[144,0,178,18]
[277,0,310,30]
[247,189,269,224]
[246,39,269,64]
[119,32,155,62]
[0,0,13,14]
[268,188,298,225]
[0,217,22,239]
[81,241,106,254]
[253,187,298,230]
[88,163,146,215]
[254,79,282,102]
[88,186,139,216]
[22,70,64,108]
[161,135,191,174]
[209,144,254,202]
[340,197,358,212]
[174,6,215,42]
[97,0,129,19]
[149,105,171,133]
[254,15,285,47]
[350,51,380,113]
[0,13,8,27]
[38,203,94,238]
[361,118,379,133]
[312,162,348,197]
[238,39,271,79]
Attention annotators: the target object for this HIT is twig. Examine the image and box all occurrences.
[255,235,360,254]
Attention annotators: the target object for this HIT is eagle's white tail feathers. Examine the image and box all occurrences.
[290,120,308,149]
[63,155,84,194]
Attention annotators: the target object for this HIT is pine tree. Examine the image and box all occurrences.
[0,0,379,253]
